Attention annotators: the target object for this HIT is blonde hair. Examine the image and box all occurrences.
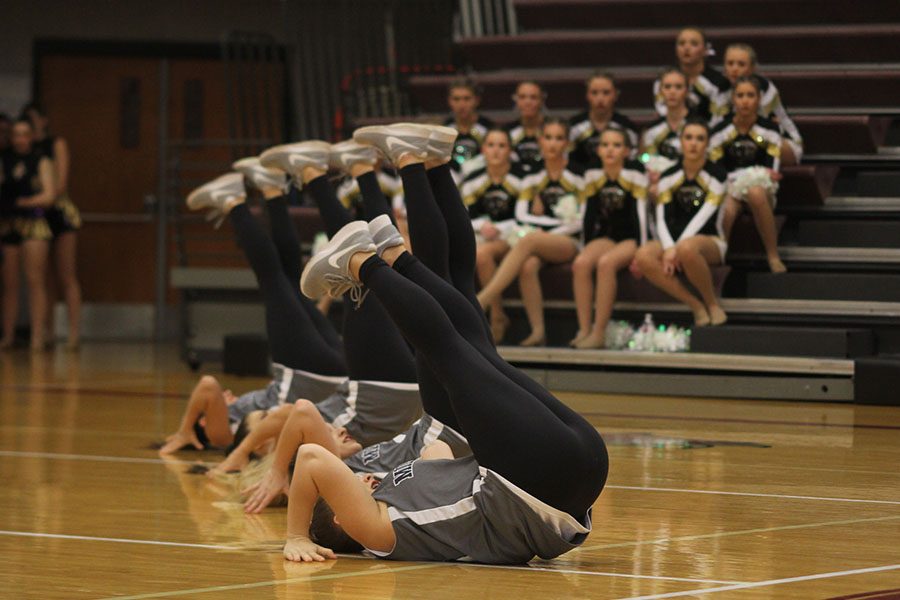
[725,43,758,67]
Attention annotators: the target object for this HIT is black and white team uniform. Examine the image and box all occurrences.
[315,379,423,448]
[515,162,587,238]
[367,455,592,563]
[655,160,728,261]
[344,414,471,478]
[0,149,52,244]
[581,159,650,246]
[227,365,347,433]
[336,169,402,220]
[708,114,782,204]
[640,115,686,161]
[725,74,803,162]
[653,65,731,124]
[502,120,543,174]
[443,115,494,175]
[33,135,81,237]
[461,164,526,241]
[568,111,640,166]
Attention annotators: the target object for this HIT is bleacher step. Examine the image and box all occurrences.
[691,325,873,358]
[746,272,900,302]
[857,172,900,197]
[798,221,900,248]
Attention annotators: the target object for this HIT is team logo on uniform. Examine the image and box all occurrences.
[675,184,706,210]
[12,161,26,180]
[360,444,381,466]
[516,141,541,165]
[392,460,415,486]
[454,139,479,162]
[728,138,759,167]
[538,185,566,213]
[659,137,681,160]
[482,189,513,220]
[599,185,626,215]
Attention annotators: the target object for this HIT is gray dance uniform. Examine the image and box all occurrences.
[367,455,592,564]
[315,380,423,447]
[227,363,346,431]
[344,415,471,478]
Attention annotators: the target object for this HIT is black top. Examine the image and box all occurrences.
[443,115,494,170]
[501,120,542,173]
[582,159,648,244]
[567,111,640,167]
[1,149,45,218]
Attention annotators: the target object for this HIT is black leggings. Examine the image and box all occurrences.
[306,174,416,383]
[265,195,343,354]
[360,254,608,519]
[229,203,346,375]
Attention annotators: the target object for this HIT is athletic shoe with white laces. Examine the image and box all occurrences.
[259,141,331,181]
[352,124,431,164]
[232,157,287,191]
[185,173,245,228]
[368,214,405,256]
[329,140,379,173]
[300,221,375,304]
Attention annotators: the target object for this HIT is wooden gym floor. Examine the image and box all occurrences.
[1,343,898,599]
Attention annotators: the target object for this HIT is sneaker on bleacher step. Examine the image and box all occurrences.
[232,157,287,192]
[352,123,431,164]
[368,214,404,256]
[300,221,375,303]
[329,141,379,172]
[186,173,245,227]
[259,141,331,181]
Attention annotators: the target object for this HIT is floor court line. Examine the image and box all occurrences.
[96,564,443,600]
[607,484,900,506]
[576,514,900,553]
[616,563,900,599]
[0,530,746,587]
[0,450,214,466]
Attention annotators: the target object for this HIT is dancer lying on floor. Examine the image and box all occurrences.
[277,123,608,564]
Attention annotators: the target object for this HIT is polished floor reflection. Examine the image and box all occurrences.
[1,344,898,599]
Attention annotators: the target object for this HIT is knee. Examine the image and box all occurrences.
[292,398,316,416]
[596,254,618,274]
[198,375,221,392]
[572,254,593,275]
[520,256,542,277]
[635,247,655,269]
[475,248,493,269]
[675,242,698,262]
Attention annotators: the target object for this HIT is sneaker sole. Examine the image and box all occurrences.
[300,221,371,298]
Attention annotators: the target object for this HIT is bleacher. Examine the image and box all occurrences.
[172,0,900,403]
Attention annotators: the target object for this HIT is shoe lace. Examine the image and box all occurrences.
[322,273,369,309]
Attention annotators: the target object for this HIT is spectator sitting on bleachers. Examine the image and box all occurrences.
[635,118,728,327]
[711,76,786,273]
[722,43,803,166]
[653,27,730,125]
[641,67,691,189]
[442,77,494,179]
[571,128,649,349]
[569,72,639,167]
[476,119,586,347]
[462,128,526,343]
[501,80,546,174]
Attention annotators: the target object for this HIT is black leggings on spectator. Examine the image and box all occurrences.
[265,195,343,353]
[359,254,608,519]
[306,175,416,383]
[229,203,346,375]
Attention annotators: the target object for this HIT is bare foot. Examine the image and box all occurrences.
[768,257,787,273]
[519,330,546,347]
[693,307,711,327]
[709,305,728,326]
[569,330,590,348]
[490,314,510,344]
[159,429,204,455]
[283,536,336,562]
[575,332,606,350]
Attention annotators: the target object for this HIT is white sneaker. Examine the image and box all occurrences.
[400,123,458,163]
[185,173,245,227]
[259,141,331,182]
[232,157,287,191]
[329,140,379,173]
[300,221,375,304]
[368,214,405,256]
[352,124,431,164]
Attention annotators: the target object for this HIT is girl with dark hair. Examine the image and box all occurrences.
[1,118,55,350]
[476,119,586,346]
[569,72,639,167]
[22,102,82,349]
[652,27,730,124]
